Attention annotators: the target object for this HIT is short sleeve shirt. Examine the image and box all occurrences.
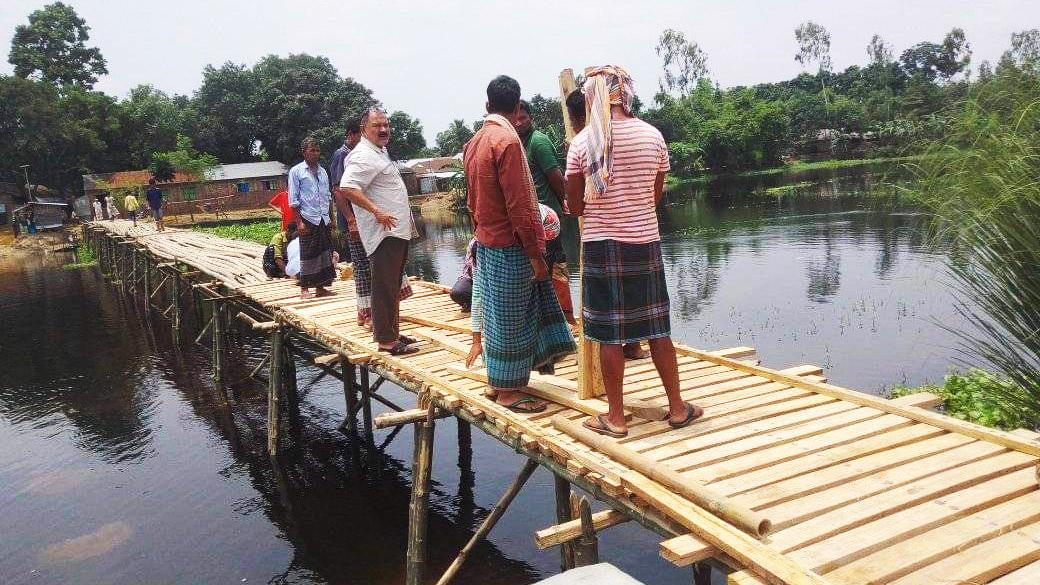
[523,130,562,215]
[146,187,163,210]
[340,137,412,256]
[565,118,669,244]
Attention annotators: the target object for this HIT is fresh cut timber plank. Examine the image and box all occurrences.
[754,439,1022,531]
[787,467,1039,574]
[987,558,1040,585]
[823,489,1040,583]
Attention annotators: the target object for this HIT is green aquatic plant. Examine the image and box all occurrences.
[63,244,97,270]
[912,65,1040,428]
[192,220,280,245]
[891,370,1031,430]
[762,181,815,197]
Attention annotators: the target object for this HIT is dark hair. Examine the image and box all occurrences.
[360,107,387,129]
[566,90,585,125]
[518,99,532,116]
[486,75,521,114]
[148,178,157,185]
[300,136,319,152]
[287,222,297,233]
[345,115,362,135]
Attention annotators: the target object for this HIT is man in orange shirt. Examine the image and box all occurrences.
[463,75,575,413]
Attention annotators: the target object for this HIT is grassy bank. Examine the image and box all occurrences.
[666,155,924,190]
[192,220,280,245]
[63,244,97,270]
[890,370,1035,431]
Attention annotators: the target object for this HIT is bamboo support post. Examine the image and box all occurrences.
[554,475,576,570]
[212,302,224,388]
[571,497,600,567]
[405,401,437,585]
[142,251,151,304]
[374,408,449,429]
[340,357,358,435]
[434,458,540,585]
[552,415,771,537]
[360,367,374,444]
[171,273,182,344]
[267,326,284,456]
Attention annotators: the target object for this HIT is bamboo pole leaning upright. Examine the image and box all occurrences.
[559,68,605,400]
[405,399,437,585]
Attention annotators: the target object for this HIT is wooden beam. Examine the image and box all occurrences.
[374,408,450,429]
[535,509,630,549]
[660,534,717,567]
[673,343,1040,457]
[623,472,829,585]
[552,415,770,537]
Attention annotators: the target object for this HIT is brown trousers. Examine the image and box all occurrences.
[370,237,409,343]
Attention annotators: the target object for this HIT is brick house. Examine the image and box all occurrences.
[82,162,289,215]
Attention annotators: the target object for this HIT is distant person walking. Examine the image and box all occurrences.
[289,137,336,299]
[124,192,140,226]
[105,195,120,221]
[565,65,702,437]
[146,178,165,231]
[92,197,104,221]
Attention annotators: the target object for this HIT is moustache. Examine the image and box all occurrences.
[378,132,389,138]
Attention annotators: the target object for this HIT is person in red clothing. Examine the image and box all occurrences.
[268,190,293,232]
[462,75,575,413]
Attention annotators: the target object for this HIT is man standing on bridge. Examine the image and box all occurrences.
[339,108,418,355]
[463,75,575,413]
[288,137,336,299]
[565,65,702,437]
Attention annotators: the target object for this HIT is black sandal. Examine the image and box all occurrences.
[399,335,418,345]
[668,403,704,429]
[499,395,547,413]
[583,414,628,438]
[379,341,420,356]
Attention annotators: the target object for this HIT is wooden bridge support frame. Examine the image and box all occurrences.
[554,475,576,571]
[360,366,374,445]
[212,301,225,389]
[171,271,182,345]
[405,402,436,585]
[340,357,358,436]
[142,250,151,305]
[268,326,284,457]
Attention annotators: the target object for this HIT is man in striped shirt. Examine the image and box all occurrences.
[565,65,703,438]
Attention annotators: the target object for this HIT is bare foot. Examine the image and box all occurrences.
[315,287,334,297]
[300,289,315,299]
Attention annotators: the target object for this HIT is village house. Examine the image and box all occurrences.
[82,162,289,215]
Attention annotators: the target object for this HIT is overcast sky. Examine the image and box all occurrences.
[2,0,1037,145]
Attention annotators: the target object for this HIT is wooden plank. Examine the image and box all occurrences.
[554,415,771,537]
[671,344,1040,456]
[660,534,716,567]
[534,509,629,549]
[787,467,1039,574]
[988,559,1040,585]
[824,490,1040,583]
[756,439,1020,531]
[623,472,830,585]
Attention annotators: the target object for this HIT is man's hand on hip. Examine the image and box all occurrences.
[374,209,398,230]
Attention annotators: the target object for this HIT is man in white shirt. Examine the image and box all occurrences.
[338,108,417,355]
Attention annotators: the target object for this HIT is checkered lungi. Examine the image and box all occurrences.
[347,222,412,322]
[298,219,335,289]
[582,239,671,344]
[472,244,576,389]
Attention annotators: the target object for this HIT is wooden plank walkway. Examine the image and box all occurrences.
[90,220,1040,584]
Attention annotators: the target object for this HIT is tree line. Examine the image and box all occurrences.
[0,2,433,196]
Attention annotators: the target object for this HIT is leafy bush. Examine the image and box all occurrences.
[193,220,280,245]
[891,370,1032,430]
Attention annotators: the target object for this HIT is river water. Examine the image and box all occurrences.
[0,168,978,585]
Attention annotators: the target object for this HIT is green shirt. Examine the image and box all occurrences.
[270,231,289,260]
[523,130,563,215]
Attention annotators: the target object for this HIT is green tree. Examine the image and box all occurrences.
[8,2,107,88]
[1003,29,1040,72]
[900,28,972,82]
[435,119,474,156]
[192,62,259,164]
[118,85,189,169]
[795,21,832,103]
[527,94,564,138]
[250,53,377,164]
[656,28,709,96]
[150,134,218,184]
[386,111,427,159]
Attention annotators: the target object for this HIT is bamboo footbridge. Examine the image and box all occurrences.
[84,219,1040,585]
